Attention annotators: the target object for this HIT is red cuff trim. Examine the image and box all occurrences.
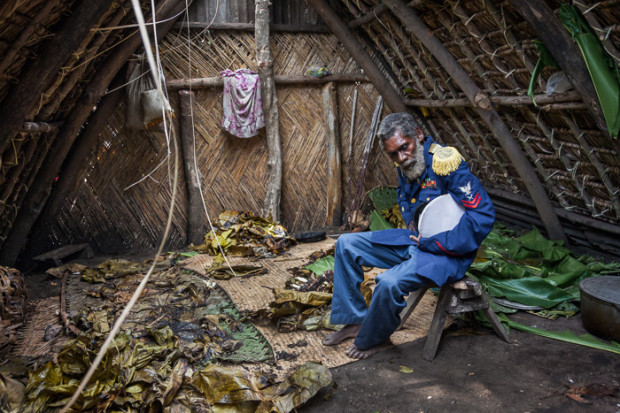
[436,241,460,256]
[461,192,481,209]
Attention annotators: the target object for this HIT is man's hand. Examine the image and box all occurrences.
[407,221,420,244]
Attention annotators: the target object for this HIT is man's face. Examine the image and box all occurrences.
[383,128,426,180]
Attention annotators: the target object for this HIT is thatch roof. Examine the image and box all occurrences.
[0,0,618,267]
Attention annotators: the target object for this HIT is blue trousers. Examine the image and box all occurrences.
[330,232,428,350]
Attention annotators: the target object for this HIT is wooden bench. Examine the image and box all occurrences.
[398,276,510,360]
[33,243,93,267]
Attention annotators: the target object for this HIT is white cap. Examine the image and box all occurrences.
[418,194,465,238]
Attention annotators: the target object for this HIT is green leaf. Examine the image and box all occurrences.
[305,255,335,276]
[369,210,394,231]
[367,186,398,211]
[480,276,574,308]
[399,365,414,374]
[500,315,620,355]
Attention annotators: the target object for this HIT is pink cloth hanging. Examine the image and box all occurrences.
[220,69,265,138]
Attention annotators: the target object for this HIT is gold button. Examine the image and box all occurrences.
[411,198,416,203]
[401,206,405,212]
[426,197,430,201]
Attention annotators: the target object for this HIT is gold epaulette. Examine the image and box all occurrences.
[429,143,463,176]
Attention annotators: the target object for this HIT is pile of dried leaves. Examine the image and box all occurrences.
[19,258,331,412]
[191,211,297,259]
[267,248,344,333]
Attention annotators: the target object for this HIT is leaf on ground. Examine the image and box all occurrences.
[399,365,414,374]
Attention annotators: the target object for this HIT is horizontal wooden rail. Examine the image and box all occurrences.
[404,91,582,108]
[173,22,330,33]
[166,73,370,90]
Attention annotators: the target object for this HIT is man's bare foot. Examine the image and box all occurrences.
[345,342,392,359]
[322,324,361,346]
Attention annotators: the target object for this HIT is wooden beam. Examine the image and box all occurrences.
[0,0,115,154]
[348,0,423,28]
[508,0,608,133]
[178,90,206,245]
[404,91,582,108]
[175,21,330,33]
[255,0,282,222]
[0,1,56,77]
[24,78,125,263]
[383,0,567,242]
[488,187,620,237]
[166,73,369,89]
[322,82,342,227]
[307,0,408,114]
[19,122,62,133]
[0,0,190,267]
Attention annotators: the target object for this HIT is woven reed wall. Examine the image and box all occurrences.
[343,0,620,223]
[0,0,137,250]
[36,31,395,254]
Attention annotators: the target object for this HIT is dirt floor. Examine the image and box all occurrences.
[18,253,620,413]
[301,312,620,413]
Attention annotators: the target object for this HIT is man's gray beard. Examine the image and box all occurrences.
[401,142,426,181]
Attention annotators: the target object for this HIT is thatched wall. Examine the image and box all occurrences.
[28,31,396,254]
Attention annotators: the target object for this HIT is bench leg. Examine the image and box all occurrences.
[398,286,430,330]
[422,285,452,361]
[481,295,511,343]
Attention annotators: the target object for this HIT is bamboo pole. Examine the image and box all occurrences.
[166,73,369,89]
[508,0,607,133]
[404,92,582,108]
[322,82,342,227]
[348,0,423,28]
[255,0,282,222]
[0,1,57,76]
[23,77,125,262]
[307,0,408,114]
[0,0,190,266]
[175,21,330,33]
[0,0,116,154]
[178,90,206,244]
[19,122,62,133]
[383,0,567,242]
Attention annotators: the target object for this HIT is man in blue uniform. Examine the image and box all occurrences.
[323,112,495,359]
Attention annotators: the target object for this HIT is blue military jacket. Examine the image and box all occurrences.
[370,137,495,286]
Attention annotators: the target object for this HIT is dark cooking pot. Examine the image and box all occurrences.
[579,276,620,341]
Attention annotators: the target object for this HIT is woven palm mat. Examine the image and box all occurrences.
[181,238,445,380]
[10,297,73,359]
[12,268,274,366]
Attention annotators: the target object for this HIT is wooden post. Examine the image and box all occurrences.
[178,90,205,245]
[508,0,607,133]
[383,0,567,243]
[0,0,189,266]
[307,0,408,114]
[322,82,342,227]
[255,0,282,222]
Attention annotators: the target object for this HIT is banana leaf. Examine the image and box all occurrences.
[499,314,620,355]
[479,276,576,308]
[470,226,620,311]
[527,40,559,105]
[257,362,332,413]
[559,4,620,138]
